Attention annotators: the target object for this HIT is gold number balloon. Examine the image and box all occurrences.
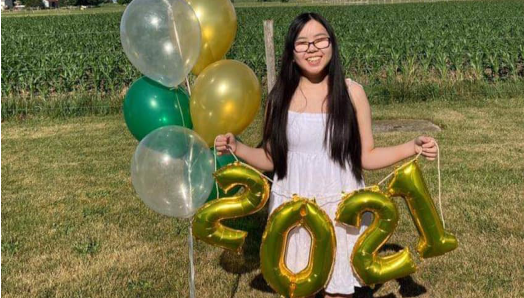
[387,160,458,258]
[190,60,261,147]
[185,0,237,75]
[192,162,270,252]
[336,187,417,286]
[260,196,336,298]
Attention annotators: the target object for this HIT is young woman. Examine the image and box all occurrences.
[215,12,437,298]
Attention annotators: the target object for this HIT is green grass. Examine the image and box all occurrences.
[3,79,524,121]
[2,96,523,297]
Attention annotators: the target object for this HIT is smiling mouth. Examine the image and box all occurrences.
[306,57,321,62]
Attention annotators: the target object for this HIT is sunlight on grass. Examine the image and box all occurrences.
[2,98,523,297]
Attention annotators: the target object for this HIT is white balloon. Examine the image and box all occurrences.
[120,0,201,87]
[131,126,214,218]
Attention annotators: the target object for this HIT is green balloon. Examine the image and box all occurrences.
[124,77,193,141]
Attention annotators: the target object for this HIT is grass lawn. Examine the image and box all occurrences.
[2,97,523,297]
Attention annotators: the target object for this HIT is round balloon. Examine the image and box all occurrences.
[120,0,201,87]
[190,60,261,147]
[185,0,237,75]
[131,126,214,218]
[124,77,192,141]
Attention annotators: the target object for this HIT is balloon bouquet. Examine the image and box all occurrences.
[121,0,260,216]
[120,0,260,296]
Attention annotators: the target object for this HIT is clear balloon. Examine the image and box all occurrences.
[120,0,201,88]
[131,126,214,218]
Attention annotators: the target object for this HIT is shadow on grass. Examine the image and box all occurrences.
[246,242,426,297]
[353,244,427,298]
[218,204,272,297]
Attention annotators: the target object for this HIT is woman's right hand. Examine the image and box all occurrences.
[215,133,237,156]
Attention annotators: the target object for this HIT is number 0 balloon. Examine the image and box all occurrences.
[260,197,336,298]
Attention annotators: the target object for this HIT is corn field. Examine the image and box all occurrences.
[1,0,523,113]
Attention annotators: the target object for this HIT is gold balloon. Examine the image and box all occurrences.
[388,160,458,258]
[185,0,237,75]
[192,161,270,252]
[190,60,261,147]
[260,196,336,298]
[336,186,417,286]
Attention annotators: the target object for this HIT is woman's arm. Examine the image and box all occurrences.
[215,133,274,172]
[236,141,274,172]
[215,101,274,172]
[347,82,438,170]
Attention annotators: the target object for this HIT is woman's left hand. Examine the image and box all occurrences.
[414,136,438,161]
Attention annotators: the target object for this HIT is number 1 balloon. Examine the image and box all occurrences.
[387,160,458,258]
[120,0,201,88]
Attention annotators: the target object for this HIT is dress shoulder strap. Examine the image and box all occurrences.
[345,77,362,87]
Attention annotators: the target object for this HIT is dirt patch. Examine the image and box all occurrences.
[373,119,441,133]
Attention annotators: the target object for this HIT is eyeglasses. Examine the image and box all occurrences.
[294,37,331,53]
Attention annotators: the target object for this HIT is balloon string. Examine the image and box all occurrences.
[174,91,186,128]
[164,0,192,98]
[212,136,274,184]
[168,5,197,296]
[185,76,192,96]
[212,145,220,200]
[225,146,275,184]
[212,137,445,228]
[377,150,423,186]
[436,142,445,228]
[188,222,196,298]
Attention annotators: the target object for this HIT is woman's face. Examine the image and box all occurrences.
[293,19,332,77]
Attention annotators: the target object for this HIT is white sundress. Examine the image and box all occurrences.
[267,79,373,295]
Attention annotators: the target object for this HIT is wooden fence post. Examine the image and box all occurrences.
[263,20,276,94]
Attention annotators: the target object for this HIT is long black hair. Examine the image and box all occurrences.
[262,12,363,183]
